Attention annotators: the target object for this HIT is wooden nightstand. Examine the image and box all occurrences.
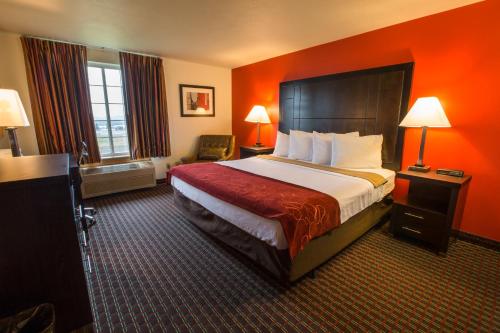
[239,146,274,159]
[391,170,471,254]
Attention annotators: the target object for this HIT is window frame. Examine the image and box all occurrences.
[87,61,130,159]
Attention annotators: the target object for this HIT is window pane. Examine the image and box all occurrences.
[113,136,129,155]
[87,63,129,157]
[89,85,105,103]
[111,120,127,137]
[88,67,102,85]
[97,137,112,156]
[107,86,123,104]
[91,103,107,120]
[105,68,121,86]
[109,104,125,120]
[94,120,109,138]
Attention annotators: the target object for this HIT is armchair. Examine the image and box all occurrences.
[181,135,235,164]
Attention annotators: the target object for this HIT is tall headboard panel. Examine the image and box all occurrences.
[279,63,414,170]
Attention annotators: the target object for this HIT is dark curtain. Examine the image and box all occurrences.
[119,52,170,159]
[21,37,100,163]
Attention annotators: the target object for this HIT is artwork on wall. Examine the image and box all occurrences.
[179,84,215,117]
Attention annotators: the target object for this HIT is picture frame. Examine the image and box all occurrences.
[179,84,215,117]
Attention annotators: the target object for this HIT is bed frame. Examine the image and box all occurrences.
[174,62,414,282]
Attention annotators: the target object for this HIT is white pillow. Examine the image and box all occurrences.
[332,134,383,168]
[288,130,313,161]
[272,131,290,157]
[312,131,359,165]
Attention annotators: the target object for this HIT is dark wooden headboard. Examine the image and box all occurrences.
[279,62,414,170]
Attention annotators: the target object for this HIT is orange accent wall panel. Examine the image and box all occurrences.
[232,0,500,241]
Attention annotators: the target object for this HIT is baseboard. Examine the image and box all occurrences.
[156,178,167,184]
[453,230,499,251]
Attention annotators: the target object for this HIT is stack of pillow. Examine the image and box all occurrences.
[273,130,383,169]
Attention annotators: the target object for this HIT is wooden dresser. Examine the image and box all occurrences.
[0,154,93,332]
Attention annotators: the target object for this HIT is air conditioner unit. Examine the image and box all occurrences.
[81,161,156,199]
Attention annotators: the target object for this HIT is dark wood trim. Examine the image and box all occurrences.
[280,62,414,86]
[398,169,472,188]
[239,146,274,159]
[279,62,414,171]
[453,230,500,251]
[179,84,215,117]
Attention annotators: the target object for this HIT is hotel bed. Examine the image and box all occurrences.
[171,63,414,281]
[173,157,395,250]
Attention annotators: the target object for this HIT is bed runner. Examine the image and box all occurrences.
[257,155,387,188]
[169,163,341,259]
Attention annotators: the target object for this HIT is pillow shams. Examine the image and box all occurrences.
[288,130,313,161]
[272,131,290,157]
[331,134,383,168]
[312,131,359,165]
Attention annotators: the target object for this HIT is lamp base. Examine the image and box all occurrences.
[6,127,21,157]
[408,164,431,173]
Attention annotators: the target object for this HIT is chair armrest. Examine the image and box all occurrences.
[219,153,233,161]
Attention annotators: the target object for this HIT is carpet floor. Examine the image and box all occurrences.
[87,184,499,332]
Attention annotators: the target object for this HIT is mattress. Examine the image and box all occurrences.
[171,157,395,250]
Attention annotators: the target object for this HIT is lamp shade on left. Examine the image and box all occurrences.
[245,105,271,124]
[0,89,29,127]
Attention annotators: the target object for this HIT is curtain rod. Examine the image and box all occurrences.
[25,35,161,58]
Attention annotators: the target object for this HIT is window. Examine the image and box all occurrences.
[87,63,129,158]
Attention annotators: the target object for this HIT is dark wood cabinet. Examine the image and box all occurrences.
[391,170,471,253]
[0,154,93,332]
[239,146,274,159]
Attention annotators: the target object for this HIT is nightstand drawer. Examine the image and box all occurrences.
[392,204,446,243]
[393,170,471,253]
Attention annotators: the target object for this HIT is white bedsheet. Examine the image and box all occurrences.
[171,157,395,250]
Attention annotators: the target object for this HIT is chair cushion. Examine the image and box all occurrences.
[198,147,227,160]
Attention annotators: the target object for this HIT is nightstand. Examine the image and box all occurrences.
[391,170,471,254]
[239,146,274,159]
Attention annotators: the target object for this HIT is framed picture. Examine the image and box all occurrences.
[179,84,215,117]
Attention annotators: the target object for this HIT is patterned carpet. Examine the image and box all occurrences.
[87,184,499,332]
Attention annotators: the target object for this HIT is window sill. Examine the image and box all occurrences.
[82,155,154,168]
[100,155,131,164]
[83,155,130,167]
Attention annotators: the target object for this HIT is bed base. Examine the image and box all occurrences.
[174,188,392,282]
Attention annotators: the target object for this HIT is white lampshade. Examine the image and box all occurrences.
[245,105,271,124]
[400,97,451,128]
[0,89,30,127]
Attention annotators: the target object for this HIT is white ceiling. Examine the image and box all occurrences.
[0,0,482,68]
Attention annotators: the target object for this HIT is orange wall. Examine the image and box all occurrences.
[232,0,500,241]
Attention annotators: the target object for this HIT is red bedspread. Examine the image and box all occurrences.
[169,163,340,259]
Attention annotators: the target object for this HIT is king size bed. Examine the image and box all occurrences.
[170,63,414,282]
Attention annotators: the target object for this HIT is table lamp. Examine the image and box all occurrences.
[245,105,271,147]
[0,89,30,157]
[399,97,451,172]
